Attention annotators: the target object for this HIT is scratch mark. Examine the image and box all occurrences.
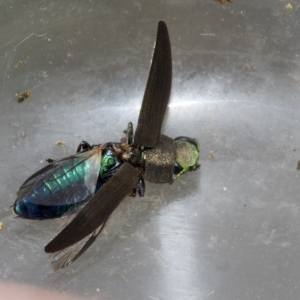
[264,229,276,245]
[19,238,40,250]
[34,33,47,37]
[3,38,16,49]
[13,33,34,50]
[2,236,19,248]
[13,32,47,50]
[207,291,215,297]
[1,32,47,100]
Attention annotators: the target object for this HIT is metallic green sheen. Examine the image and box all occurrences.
[173,139,200,180]
[100,149,116,174]
[13,153,101,219]
[42,157,94,197]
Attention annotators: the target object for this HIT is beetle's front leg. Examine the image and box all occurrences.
[121,122,133,144]
[76,141,92,153]
[125,122,133,145]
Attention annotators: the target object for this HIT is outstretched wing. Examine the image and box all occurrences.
[13,147,102,219]
[134,21,172,148]
[45,162,139,257]
[49,203,111,271]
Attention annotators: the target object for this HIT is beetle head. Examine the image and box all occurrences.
[173,137,200,180]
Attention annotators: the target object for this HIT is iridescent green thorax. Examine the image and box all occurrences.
[173,138,200,180]
[100,148,118,174]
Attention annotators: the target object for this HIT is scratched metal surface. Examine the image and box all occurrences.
[0,1,300,299]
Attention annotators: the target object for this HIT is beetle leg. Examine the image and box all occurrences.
[130,178,145,197]
[122,122,133,145]
[46,158,56,163]
[126,122,133,145]
[76,141,92,153]
[138,178,145,196]
[136,178,145,197]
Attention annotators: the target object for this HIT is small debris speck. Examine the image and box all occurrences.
[55,140,66,146]
[17,91,31,102]
[215,0,232,4]
[208,151,215,159]
[0,222,3,230]
[15,60,23,68]
[285,3,293,10]
[297,160,300,170]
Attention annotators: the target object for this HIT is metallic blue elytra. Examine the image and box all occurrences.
[13,146,121,219]
[13,200,78,219]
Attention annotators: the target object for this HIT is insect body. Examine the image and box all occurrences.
[13,21,200,270]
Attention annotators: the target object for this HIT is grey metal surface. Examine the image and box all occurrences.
[1,1,300,299]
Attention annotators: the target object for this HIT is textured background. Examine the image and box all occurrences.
[0,1,300,299]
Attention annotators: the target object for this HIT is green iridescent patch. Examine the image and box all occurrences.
[173,139,200,180]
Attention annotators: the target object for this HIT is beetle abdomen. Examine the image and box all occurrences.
[14,162,95,218]
[13,146,123,219]
[13,199,79,219]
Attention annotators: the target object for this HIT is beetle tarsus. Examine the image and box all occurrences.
[136,178,145,197]
[137,178,145,196]
[46,158,55,163]
[130,178,145,197]
[76,141,92,153]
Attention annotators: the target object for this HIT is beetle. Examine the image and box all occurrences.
[13,21,200,271]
